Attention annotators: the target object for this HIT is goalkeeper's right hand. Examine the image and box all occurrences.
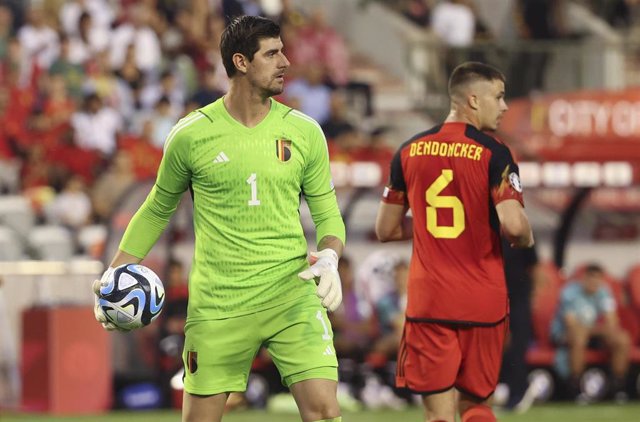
[93,267,124,331]
[298,249,343,312]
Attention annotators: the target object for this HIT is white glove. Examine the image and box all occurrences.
[93,267,127,332]
[298,249,342,312]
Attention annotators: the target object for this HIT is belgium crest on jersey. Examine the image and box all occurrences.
[276,139,292,162]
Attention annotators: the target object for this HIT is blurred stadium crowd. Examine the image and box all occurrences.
[0,0,392,262]
[1,0,640,414]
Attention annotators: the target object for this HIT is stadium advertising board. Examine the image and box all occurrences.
[499,88,640,187]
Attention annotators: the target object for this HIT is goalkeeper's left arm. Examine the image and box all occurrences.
[94,119,191,330]
[297,121,346,312]
[298,189,346,312]
[93,184,183,330]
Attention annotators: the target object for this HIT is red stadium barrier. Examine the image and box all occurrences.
[21,306,112,414]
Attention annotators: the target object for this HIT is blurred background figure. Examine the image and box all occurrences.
[90,150,135,222]
[45,174,92,231]
[284,62,332,125]
[330,256,377,362]
[157,258,189,408]
[328,256,377,407]
[499,240,540,412]
[354,250,410,410]
[71,92,123,157]
[551,263,631,403]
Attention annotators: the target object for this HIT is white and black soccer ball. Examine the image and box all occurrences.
[98,264,165,330]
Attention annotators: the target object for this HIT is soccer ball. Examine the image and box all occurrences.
[98,264,165,330]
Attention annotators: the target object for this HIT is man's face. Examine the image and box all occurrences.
[245,37,290,97]
[583,270,604,295]
[475,79,508,131]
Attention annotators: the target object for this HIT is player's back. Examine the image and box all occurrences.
[394,122,519,324]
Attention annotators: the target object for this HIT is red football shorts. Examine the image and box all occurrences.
[396,319,509,399]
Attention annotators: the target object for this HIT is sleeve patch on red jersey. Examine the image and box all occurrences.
[493,165,524,205]
[508,172,522,193]
[382,186,406,205]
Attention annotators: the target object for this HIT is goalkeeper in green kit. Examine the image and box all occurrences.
[92,15,346,422]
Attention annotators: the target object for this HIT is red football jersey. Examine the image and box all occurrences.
[382,122,524,324]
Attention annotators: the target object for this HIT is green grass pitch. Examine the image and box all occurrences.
[2,403,640,422]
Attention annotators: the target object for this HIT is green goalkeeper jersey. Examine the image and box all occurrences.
[119,98,345,320]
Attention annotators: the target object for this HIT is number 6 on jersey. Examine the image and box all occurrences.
[426,169,465,238]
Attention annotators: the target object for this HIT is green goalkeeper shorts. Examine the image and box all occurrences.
[182,294,338,395]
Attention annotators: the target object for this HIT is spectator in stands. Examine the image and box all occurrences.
[66,11,110,66]
[284,62,332,125]
[550,263,631,402]
[356,254,409,410]
[330,126,367,164]
[284,8,350,87]
[84,50,135,118]
[329,256,376,362]
[222,0,255,25]
[0,88,13,162]
[117,118,163,181]
[141,70,185,117]
[354,250,405,334]
[601,0,634,28]
[49,35,86,101]
[431,0,476,48]
[370,259,408,360]
[350,127,395,185]
[60,0,114,40]
[511,0,567,96]
[189,67,225,109]
[430,0,476,74]
[20,144,51,191]
[321,90,356,141]
[70,92,123,157]
[114,45,145,111]
[147,96,177,149]
[0,5,15,61]
[310,8,350,87]
[45,174,92,230]
[17,4,60,76]
[39,74,76,139]
[90,150,135,222]
[109,3,161,75]
[402,0,432,27]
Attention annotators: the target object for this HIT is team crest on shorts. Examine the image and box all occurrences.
[187,350,198,374]
[276,139,292,162]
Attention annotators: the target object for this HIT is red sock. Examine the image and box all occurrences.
[461,405,496,422]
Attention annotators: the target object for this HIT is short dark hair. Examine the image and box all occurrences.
[584,263,604,275]
[448,62,506,98]
[220,15,281,78]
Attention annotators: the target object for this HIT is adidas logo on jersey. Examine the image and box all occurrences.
[213,152,229,163]
[323,345,334,356]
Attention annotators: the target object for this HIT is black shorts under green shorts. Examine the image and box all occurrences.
[182,294,338,395]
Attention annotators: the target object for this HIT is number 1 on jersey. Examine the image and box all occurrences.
[246,173,261,206]
[426,169,465,238]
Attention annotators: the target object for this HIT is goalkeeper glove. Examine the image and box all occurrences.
[298,249,342,312]
[92,267,128,332]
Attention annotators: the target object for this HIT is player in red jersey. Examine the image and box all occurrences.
[375,62,534,422]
